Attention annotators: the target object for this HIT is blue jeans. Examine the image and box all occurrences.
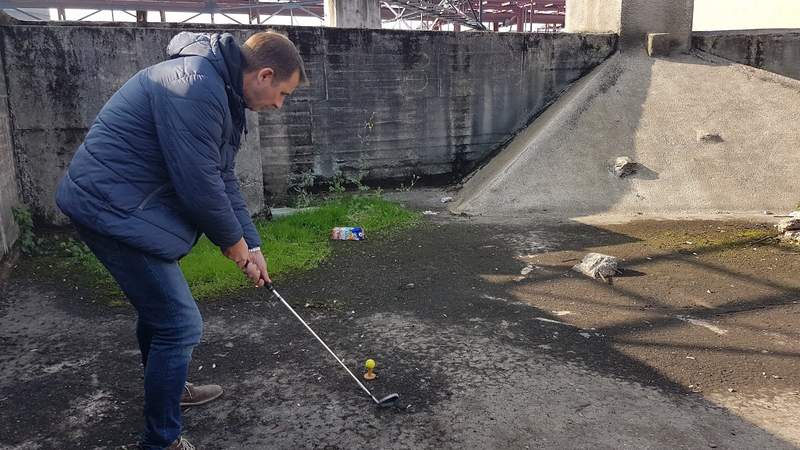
[75,224,202,449]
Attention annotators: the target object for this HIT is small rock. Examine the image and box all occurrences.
[763,210,773,215]
[572,253,621,280]
[440,196,453,203]
[776,218,800,233]
[772,375,783,379]
[612,156,638,178]
[781,230,800,244]
[422,210,438,215]
[520,265,534,275]
[401,283,415,290]
[697,131,724,143]
[727,388,735,393]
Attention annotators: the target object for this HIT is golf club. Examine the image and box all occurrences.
[265,282,400,408]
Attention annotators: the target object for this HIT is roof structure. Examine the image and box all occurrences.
[0,0,566,31]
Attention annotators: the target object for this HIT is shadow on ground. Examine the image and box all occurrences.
[1,215,798,449]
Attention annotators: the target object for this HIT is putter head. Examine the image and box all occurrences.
[377,393,400,408]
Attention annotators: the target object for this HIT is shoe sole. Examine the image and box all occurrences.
[180,390,223,407]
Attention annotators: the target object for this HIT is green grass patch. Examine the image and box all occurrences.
[55,195,419,302]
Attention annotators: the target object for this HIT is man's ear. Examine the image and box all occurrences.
[258,67,275,83]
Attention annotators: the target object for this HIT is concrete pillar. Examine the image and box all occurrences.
[566,0,694,54]
[324,0,381,28]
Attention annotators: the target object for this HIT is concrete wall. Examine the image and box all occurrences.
[693,30,800,81]
[0,41,19,256]
[0,24,281,223]
[257,28,616,204]
[0,22,616,222]
[694,0,800,31]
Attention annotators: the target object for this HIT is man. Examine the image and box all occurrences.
[55,31,306,449]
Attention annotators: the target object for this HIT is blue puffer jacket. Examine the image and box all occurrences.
[56,32,261,261]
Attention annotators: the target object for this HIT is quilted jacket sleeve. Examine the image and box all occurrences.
[222,163,262,249]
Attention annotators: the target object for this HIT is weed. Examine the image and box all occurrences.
[11,205,44,255]
[288,170,316,208]
[328,173,347,195]
[347,171,371,192]
[398,174,421,192]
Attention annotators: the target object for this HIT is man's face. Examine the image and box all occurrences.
[243,68,301,112]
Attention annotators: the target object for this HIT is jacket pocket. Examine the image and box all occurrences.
[136,183,170,211]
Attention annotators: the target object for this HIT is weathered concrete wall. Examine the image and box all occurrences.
[0,40,19,256]
[0,22,616,223]
[258,28,616,204]
[236,110,264,212]
[693,30,800,81]
[0,24,275,223]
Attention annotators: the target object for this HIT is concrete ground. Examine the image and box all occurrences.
[1,189,799,449]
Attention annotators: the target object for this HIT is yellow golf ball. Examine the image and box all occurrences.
[365,359,376,369]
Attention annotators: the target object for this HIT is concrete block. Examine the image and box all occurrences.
[647,33,687,57]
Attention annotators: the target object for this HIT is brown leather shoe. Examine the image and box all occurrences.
[180,382,223,407]
[167,436,195,450]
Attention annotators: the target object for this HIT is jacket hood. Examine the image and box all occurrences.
[167,32,247,138]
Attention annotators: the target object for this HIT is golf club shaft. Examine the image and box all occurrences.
[267,285,380,404]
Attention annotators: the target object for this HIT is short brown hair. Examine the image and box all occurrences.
[241,31,307,84]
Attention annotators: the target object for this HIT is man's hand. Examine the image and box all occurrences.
[222,238,249,268]
[223,238,261,286]
[248,249,271,287]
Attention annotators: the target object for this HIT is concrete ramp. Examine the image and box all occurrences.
[452,51,800,218]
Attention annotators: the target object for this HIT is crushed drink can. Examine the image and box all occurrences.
[330,226,365,241]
